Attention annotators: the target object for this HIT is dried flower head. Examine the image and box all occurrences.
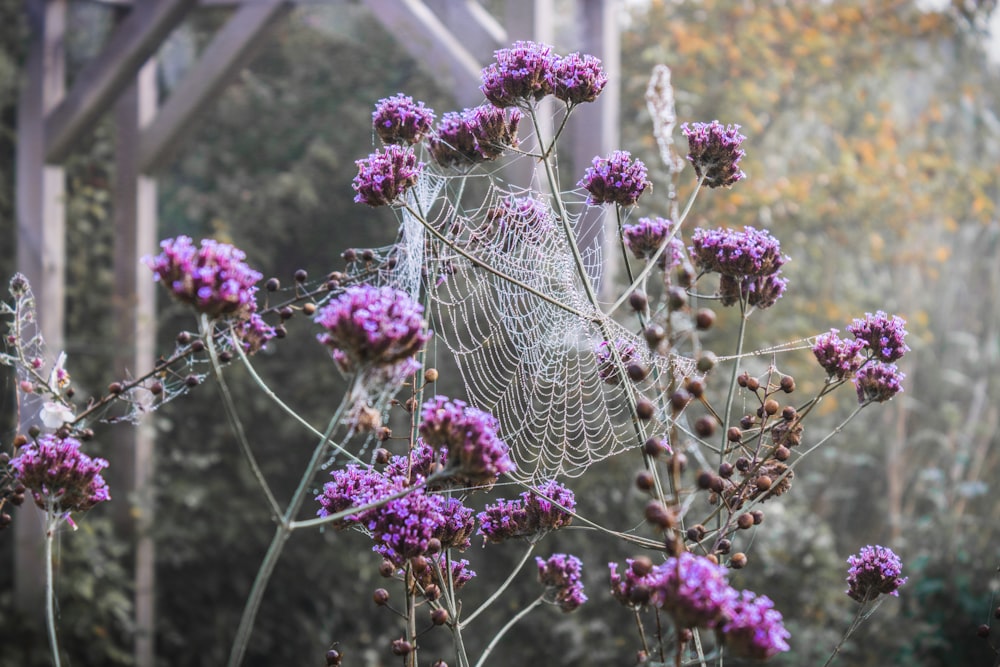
[681,121,747,188]
[11,434,110,514]
[846,545,907,602]
[418,396,515,486]
[481,41,557,108]
[314,285,429,373]
[812,329,867,379]
[144,236,263,319]
[372,94,435,145]
[719,272,788,309]
[578,151,650,207]
[623,217,685,271]
[720,590,791,660]
[847,311,910,363]
[537,553,588,612]
[650,552,736,629]
[855,362,905,404]
[352,144,423,207]
[552,52,607,105]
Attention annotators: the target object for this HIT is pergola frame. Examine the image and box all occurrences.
[14,1,619,664]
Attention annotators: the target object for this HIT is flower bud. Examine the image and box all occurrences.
[325,649,342,666]
[431,608,449,625]
[737,513,754,529]
[644,437,665,457]
[627,363,649,382]
[686,378,705,398]
[695,308,716,330]
[373,588,390,605]
[391,639,412,656]
[635,470,655,491]
[694,416,715,437]
[780,375,796,393]
[763,399,779,415]
[696,352,717,373]
[696,470,714,489]
[670,389,691,411]
[294,269,308,282]
[631,556,654,576]
[667,286,687,310]
[644,324,666,348]
[424,368,439,383]
[635,398,655,420]
[730,552,748,569]
[629,290,649,313]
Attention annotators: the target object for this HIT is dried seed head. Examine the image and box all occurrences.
[716,538,732,555]
[391,639,412,656]
[737,513,754,529]
[694,416,716,437]
[695,308,716,330]
[730,552,748,569]
[739,414,755,429]
[727,427,742,443]
[666,453,687,473]
[635,398,655,420]
[780,375,796,393]
[763,399,780,415]
[774,445,791,461]
[325,649,342,666]
[644,436,665,457]
[294,269,308,282]
[631,556,654,576]
[667,286,688,310]
[303,302,317,316]
[373,588,390,605]
[696,470,714,489]
[424,368,439,383]
[745,376,760,392]
[751,510,764,524]
[431,608,449,625]
[782,405,797,421]
[644,500,676,529]
[374,448,390,464]
[696,352,717,373]
[644,324,666,348]
[379,559,396,578]
[423,584,441,601]
[718,462,734,478]
[686,378,706,398]
[635,470,655,492]
[629,290,649,313]
[627,363,650,382]
[670,389,692,411]
[755,475,773,492]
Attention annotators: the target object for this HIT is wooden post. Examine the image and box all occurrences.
[112,58,159,667]
[14,0,66,616]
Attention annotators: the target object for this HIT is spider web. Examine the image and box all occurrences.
[394,166,700,483]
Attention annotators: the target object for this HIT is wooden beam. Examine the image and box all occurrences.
[139,0,292,173]
[363,0,485,108]
[44,0,197,163]
[15,0,67,616]
[422,0,506,65]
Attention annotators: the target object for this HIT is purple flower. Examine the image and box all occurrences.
[367,488,448,565]
[144,236,263,319]
[315,464,397,528]
[719,272,788,309]
[720,590,791,660]
[372,94,435,145]
[812,329,867,379]
[473,195,556,251]
[384,441,447,486]
[847,311,910,363]
[649,552,736,629]
[480,41,557,108]
[609,558,658,609]
[411,554,476,593]
[854,362,905,403]
[578,151,649,207]
[352,144,422,207]
[435,496,476,551]
[594,339,639,386]
[552,52,607,105]
[846,545,907,602]
[537,553,587,612]
[623,217,685,271]
[232,312,275,355]
[477,480,575,543]
[10,435,110,514]
[681,121,747,188]
[314,285,429,372]
[418,396,515,487]
[690,226,787,278]
[429,106,521,168]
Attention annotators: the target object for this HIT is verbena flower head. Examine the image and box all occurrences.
[352,144,422,207]
[650,552,736,629]
[429,106,521,168]
[681,121,747,188]
[812,329,867,379]
[594,338,639,385]
[372,94,435,145]
[477,480,574,543]
[623,217,685,271]
[475,195,556,251]
[854,362,905,403]
[720,590,791,660]
[315,464,396,528]
[578,150,649,207]
[435,496,476,551]
[552,52,607,105]
[609,558,659,609]
[384,441,446,486]
[847,311,910,363]
[314,285,429,373]
[11,435,110,514]
[144,236,263,319]
[418,396,515,486]
[481,40,557,108]
[477,497,529,544]
[846,545,907,602]
[690,226,787,278]
[719,272,788,309]
[367,488,448,565]
[233,313,276,355]
[537,553,587,612]
[411,554,476,594]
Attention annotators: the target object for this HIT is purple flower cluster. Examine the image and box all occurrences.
[11,435,110,514]
[719,272,788,309]
[847,311,910,363]
[384,441,446,486]
[846,545,907,602]
[551,52,608,105]
[477,480,575,543]
[411,554,477,594]
[475,195,556,251]
[812,329,867,379]
[367,490,446,564]
[429,105,522,168]
[537,553,587,612]
[578,151,649,207]
[352,144,423,207]
[690,226,788,309]
[721,591,792,660]
[855,362,905,404]
[480,41,608,108]
[234,313,277,354]
[608,558,658,609]
[144,236,263,320]
[594,338,639,385]
[315,464,397,528]
[418,396,515,486]
[651,552,736,629]
[314,285,429,373]
[372,94,435,145]
[681,121,747,188]
[623,217,685,271]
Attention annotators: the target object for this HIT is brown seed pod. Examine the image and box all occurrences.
[730,552,748,569]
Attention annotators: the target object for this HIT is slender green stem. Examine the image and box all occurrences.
[472,596,544,667]
[461,543,536,627]
[44,511,62,667]
[227,394,352,667]
[821,597,884,667]
[719,300,750,467]
[203,316,282,519]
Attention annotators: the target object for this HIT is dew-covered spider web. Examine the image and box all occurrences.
[380,161,701,483]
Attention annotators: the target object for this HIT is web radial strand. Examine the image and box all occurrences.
[422,179,699,482]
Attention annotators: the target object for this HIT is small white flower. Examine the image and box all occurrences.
[40,401,75,429]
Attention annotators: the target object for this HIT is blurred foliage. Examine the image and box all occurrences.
[3,1,1000,666]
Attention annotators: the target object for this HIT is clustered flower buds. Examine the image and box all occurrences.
[578,150,650,207]
[536,553,587,612]
[812,329,867,379]
[681,120,747,188]
[690,226,789,309]
[429,105,522,168]
[854,362,905,403]
[847,311,910,363]
[352,144,423,207]
[480,42,608,109]
[622,217,685,271]
[10,434,110,515]
[418,396,515,487]
[846,544,907,602]
[477,480,575,543]
[372,93,436,145]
